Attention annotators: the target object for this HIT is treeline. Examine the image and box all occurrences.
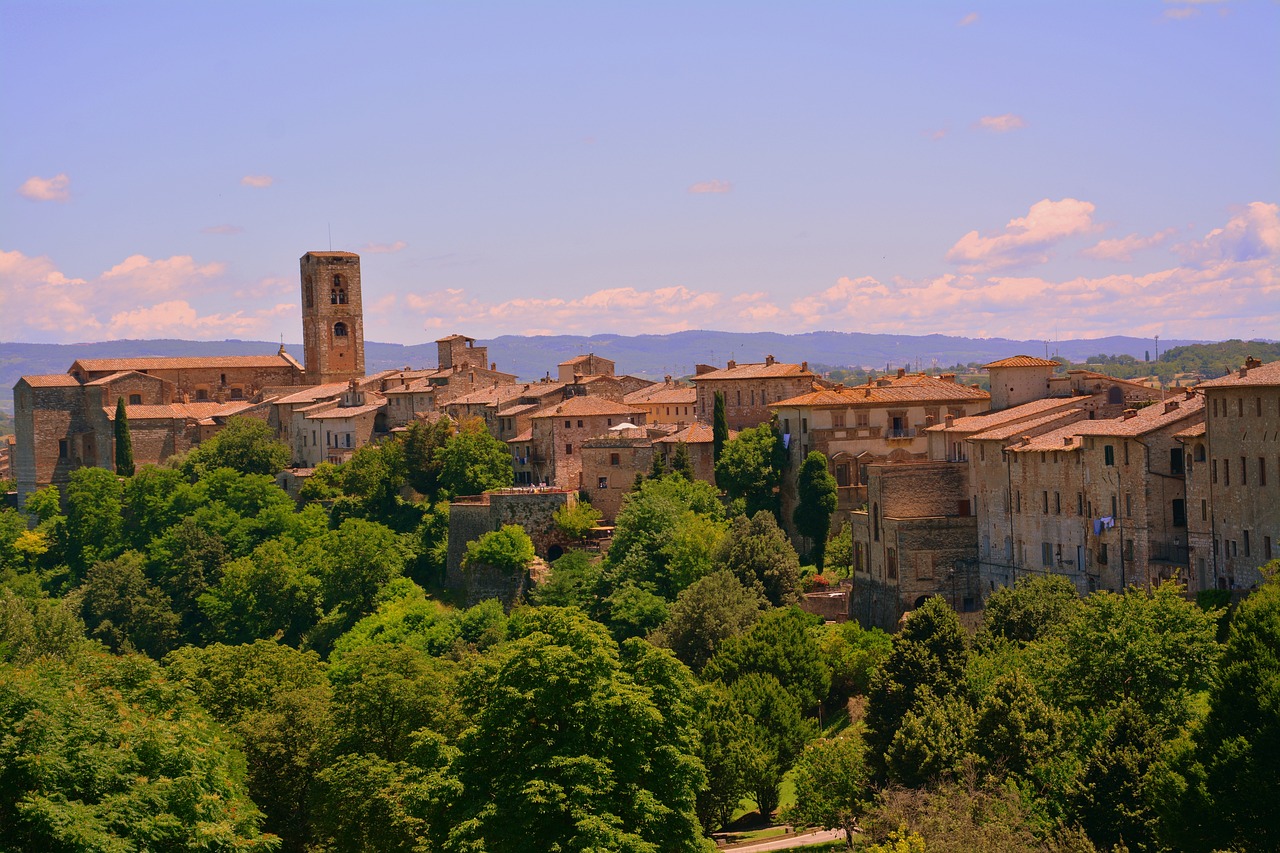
[1066,339,1280,383]
[1,415,1278,851]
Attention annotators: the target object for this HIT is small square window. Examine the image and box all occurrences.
[598,477,608,489]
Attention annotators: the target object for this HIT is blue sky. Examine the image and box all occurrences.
[2,0,1277,345]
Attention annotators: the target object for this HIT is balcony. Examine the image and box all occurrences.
[1149,541,1190,565]
[885,427,918,440]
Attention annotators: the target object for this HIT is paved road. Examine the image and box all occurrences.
[721,827,845,852]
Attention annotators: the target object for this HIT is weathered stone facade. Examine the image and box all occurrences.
[300,252,365,385]
[692,356,824,431]
[445,488,578,598]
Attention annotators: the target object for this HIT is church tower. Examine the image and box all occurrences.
[300,251,365,385]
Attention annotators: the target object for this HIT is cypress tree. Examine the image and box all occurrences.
[712,391,728,463]
[794,451,837,568]
[114,397,135,477]
[648,451,667,480]
[671,441,695,480]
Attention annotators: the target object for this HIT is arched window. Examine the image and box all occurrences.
[334,322,348,338]
[330,274,347,304]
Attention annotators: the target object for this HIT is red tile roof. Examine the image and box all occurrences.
[983,355,1060,369]
[1196,360,1280,388]
[20,374,82,388]
[653,422,732,445]
[692,361,816,381]
[530,396,645,419]
[103,401,253,421]
[776,374,989,407]
[930,397,1085,434]
[72,354,298,373]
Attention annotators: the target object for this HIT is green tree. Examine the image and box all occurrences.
[338,438,407,516]
[121,464,185,550]
[715,424,784,518]
[434,416,513,497]
[650,570,766,672]
[1173,564,1280,853]
[146,516,228,640]
[63,466,125,579]
[825,522,855,576]
[883,690,976,787]
[976,574,1082,647]
[730,672,814,818]
[22,484,61,524]
[401,417,453,499]
[463,524,535,572]
[79,550,180,658]
[971,673,1063,780]
[113,396,135,476]
[448,607,710,852]
[166,640,332,851]
[717,510,802,607]
[606,475,726,600]
[0,649,275,851]
[864,597,971,778]
[199,539,323,645]
[530,549,604,610]
[553,499,603,540]
[704,606,831,711]
[713,391,729,464]
[818,620,893,707]
[181,414,290,477]
[786,735,873,848]
[794,451,838,568]
[693,683,758,832]
[649,449,668,479]
[671,441,695,479]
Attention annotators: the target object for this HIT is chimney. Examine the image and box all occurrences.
[1164,399,1179,413]
[941,373,956,383]
[864,388,872,398]
[664,375,672,383]
[1185,388,1196,400]
[727,360,737,370]
[835,383,845,391]
[491,362,497,371]
[1063,436,1073,447]
[925,415,935,427]
[765,354,775,366]
[944,414,954,427]
[1123,408,1138,419]
[1245,356,1262,369]
[1021,435,1031,446]
[896,368,906,378]
[801,361,808,372]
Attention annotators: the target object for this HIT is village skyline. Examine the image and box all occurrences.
[3,1,1278,346]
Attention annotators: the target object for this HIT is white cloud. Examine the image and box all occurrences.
[958,12,980,26]
[360,240,408,254]
[100,254,226,296]
[241,175,274,188]
[976,114,1027,133]
[1176,202,1280,266]
[689,180,733,194]
[202,224,244,235]
[1082,229,1176,262]
[947,198,1099,272]
[18,174,70,202]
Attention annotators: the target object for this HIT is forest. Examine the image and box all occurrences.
[1,414,1277,852]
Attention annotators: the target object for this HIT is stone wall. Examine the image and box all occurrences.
[445,488,578,589]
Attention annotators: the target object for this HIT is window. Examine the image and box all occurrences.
[1104,444,1115,466]
[1016,491,1022,513]
[1077,492,1084,515]
[1042,542,1054,567]
[1201,499,1207,521]
[886,548,898,579]
[1125,493,1131,517]
[196,388,209,401]
[1042,491,1049,514]
[345,433,351,448]
[598,477,608,489]
[1266,536,1273,561]
[128,393,141,405]
[1124,539,1134,561]
[1172,499,1186,528]
[58,439,69,458]
[1124,442,1130,465]
[565,443,573,455]
[230,388,243,400]
[1170,448,1184,476]
[873,504,880,542]
[1238,397,1244,417]
[577,420,583,428]
[1055,492,1061,514]
[856,412,869,428]
[1262,457,1269,487]
[333,322,348,337]
[1258,397,1264,416]
[832,411,845,428]
[610,453,620,465]
[1213,458,1219,484]
[1111,494,1118,517]
[1195,444,1205,462]
[801,418,808,433]
[1244,531,1251,556]
[1098,543,1109,565]
[564,420,571,428]
[980,444,986,462]
[1225,460,1231,487]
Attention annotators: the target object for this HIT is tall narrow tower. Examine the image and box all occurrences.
[300,251,365,385]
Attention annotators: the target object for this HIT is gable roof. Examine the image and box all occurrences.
[72,354,299,373]
[776,373,989,407]
[530,396,645,419]
[692,361,816,381]
[19,374,83,388]
[983,355,1060,369]
[1196,360,1280,388]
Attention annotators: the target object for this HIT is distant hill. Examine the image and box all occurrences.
[0,330,1226,412]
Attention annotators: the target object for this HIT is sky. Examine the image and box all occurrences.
[1,0,1277,346]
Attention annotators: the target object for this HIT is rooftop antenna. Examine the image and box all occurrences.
[328,222,332,251]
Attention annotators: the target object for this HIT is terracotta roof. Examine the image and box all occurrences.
[969,410,1087,442]
[447,384,529,407]
[558,353,612,366]
[273,382,349,405]
[692,361,815,381]
[507,429,534,443]
[1174,422,1207,439]
[627,385,696,406]
[435,333,475,342]
[653,422,731,445]
[983,355,1060,369]
[19,374,82,388]
[496,402,540,417]
[72,354,298,373]
[776,374,989,407]
[103,401,253,421]
[927,396,1083,433]
[305,250,359,258]
[530,396,645,419]
[1009,396,1205,449]
[1196,360,1280,388]
[305,399,386,420]
[84,370,163,387]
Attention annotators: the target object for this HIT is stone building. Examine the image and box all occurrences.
[774,369,990,513]
[691,356,824,430]
[557,353,615,382]
[580,425,656,522]
[289,381,389,466]
[300,251,365,385]
[1181,358,1280,590]
[512,396,648,490]
[624,379,697,428]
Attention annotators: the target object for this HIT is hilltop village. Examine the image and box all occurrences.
[13,250,1278,629]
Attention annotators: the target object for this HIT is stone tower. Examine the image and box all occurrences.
[300,251,365,385]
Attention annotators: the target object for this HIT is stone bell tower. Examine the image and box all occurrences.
[300,251,365,385]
